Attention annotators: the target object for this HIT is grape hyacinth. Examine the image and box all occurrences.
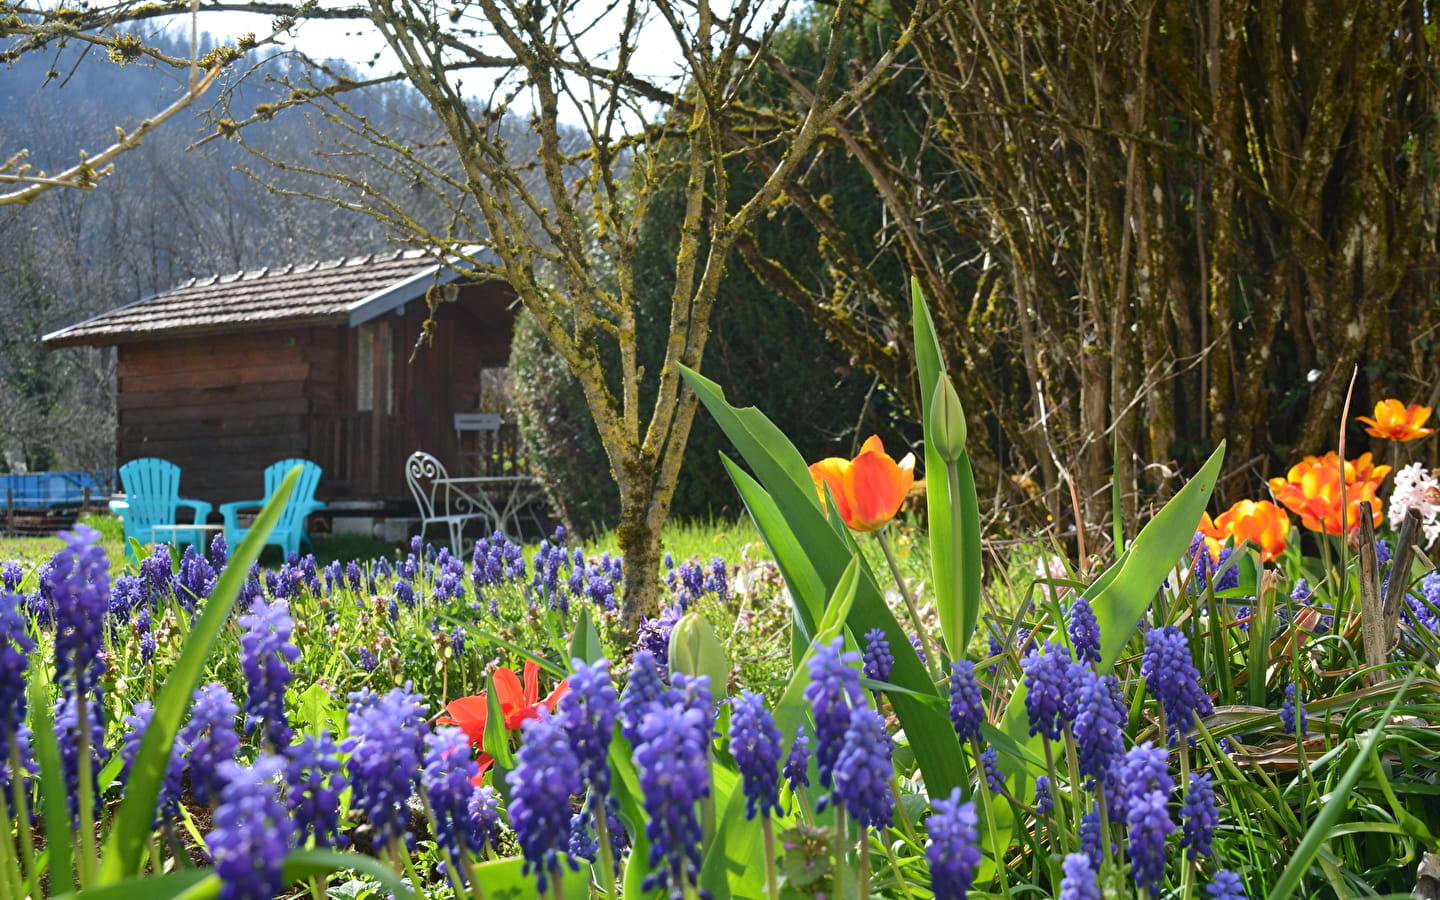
[1280,683,1307,737]
[285,731,348,849]
[830,706,894,828]
[633,607,682,678]
[633,675,712,898]
[729,689,783,820]
[1022,641,1073,740]
[49,525,111,697]
[1126,788,1175,896]
[1179,772,1218,861]
[0,587,34,770]
[1141,625,1213,744]
[948,660,985,744]
[345,686,426,850]
[237,597,301,750]
[1207,869,1248,900]
[507,710,582,892]
[1059,852,1100,900]
[54,692,107,820]
[210,755,293,900]
[1079,806,1104,870]
[1107,742,1174,827]
[423,726,482,861]
[926,788,980,900]
[1071,670,1126,783]
[561,657,620,800]
[182,682,241,807]
[1067,596,1102,665]
[1033,775,1053,816]
[783,731,811,792]
[619,650,669,745]
[862,628,894,683]
[980,746,1003,794]
[803,637,865,788]
[469,784,501,855]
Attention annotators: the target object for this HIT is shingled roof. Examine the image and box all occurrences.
[43,247,491,348]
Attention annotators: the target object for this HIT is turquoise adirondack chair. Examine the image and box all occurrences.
[220,459,326,558]
[114,458,214,559]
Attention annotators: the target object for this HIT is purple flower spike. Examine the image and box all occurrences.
[619,650,668,745]
[1179,772,1218,862]
[783,731,811,792]
[1127,788,1175,896]
[182,683,240,807]
[50,525,110,697]
[561,657,620,799]
[1033,775,1053,816]
[729,690,783,820]
[1141,625,1213,744]
[469,784,501,855]
[0,588,35,769]
[507,711,582,892]
[862,628,894,683]
[344,686,426,851]
[633,683,711,899]
[423,726,482,860]
[211,755,293,900]
[1071,670,1126,783]
[1059,852,1100,900]
[1207,869,1247,900]
[948,660,985,744]
[1107,742,1173,828]
[1022,641,1073,740]
[285,731,347,849]
[926,787,980,900]
[238,597,301,750]
[1280,683,1307,737]
[973,746,1000,795]
[830,706,894,829]
[1067,596,1101,665]
[803,637,864,788]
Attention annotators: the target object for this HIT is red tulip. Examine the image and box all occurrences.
[438,659,570,780]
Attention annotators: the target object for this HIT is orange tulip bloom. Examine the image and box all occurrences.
[1194,512,1224,563]
[1267,452,1391,536]
[438,659,570,778]
[1357,399,1434,442]
[809,435,916,531]
[1213,499,1290,561]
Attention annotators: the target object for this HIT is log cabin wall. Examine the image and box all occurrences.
[116,327,337,506]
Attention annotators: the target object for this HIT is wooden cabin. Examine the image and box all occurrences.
[42,249,521,512]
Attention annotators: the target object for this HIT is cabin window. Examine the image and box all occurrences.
[356,322,375,412]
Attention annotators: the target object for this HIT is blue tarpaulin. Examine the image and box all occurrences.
[0,471,113,508]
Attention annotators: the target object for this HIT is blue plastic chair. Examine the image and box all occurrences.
[114,458,213,559]
[220,459,326,558]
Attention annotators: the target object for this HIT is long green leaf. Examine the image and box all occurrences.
[686,366,965,799]
[100,468,299,883]
[912,277,983,659]
[569,605,605,665]
[1264,671,1419,900]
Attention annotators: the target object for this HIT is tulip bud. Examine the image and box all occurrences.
[930,377,967,462]
[668,610,730,698]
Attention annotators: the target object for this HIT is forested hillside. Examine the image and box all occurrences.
[0,33,456,475]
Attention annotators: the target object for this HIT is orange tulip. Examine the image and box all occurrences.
[809,435,916,531]
[1194,512,1224,563]
[1357,399,1434,442]
[1213,499,1290,561]
[438,659,570,779]
[1267,452,1390,536]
